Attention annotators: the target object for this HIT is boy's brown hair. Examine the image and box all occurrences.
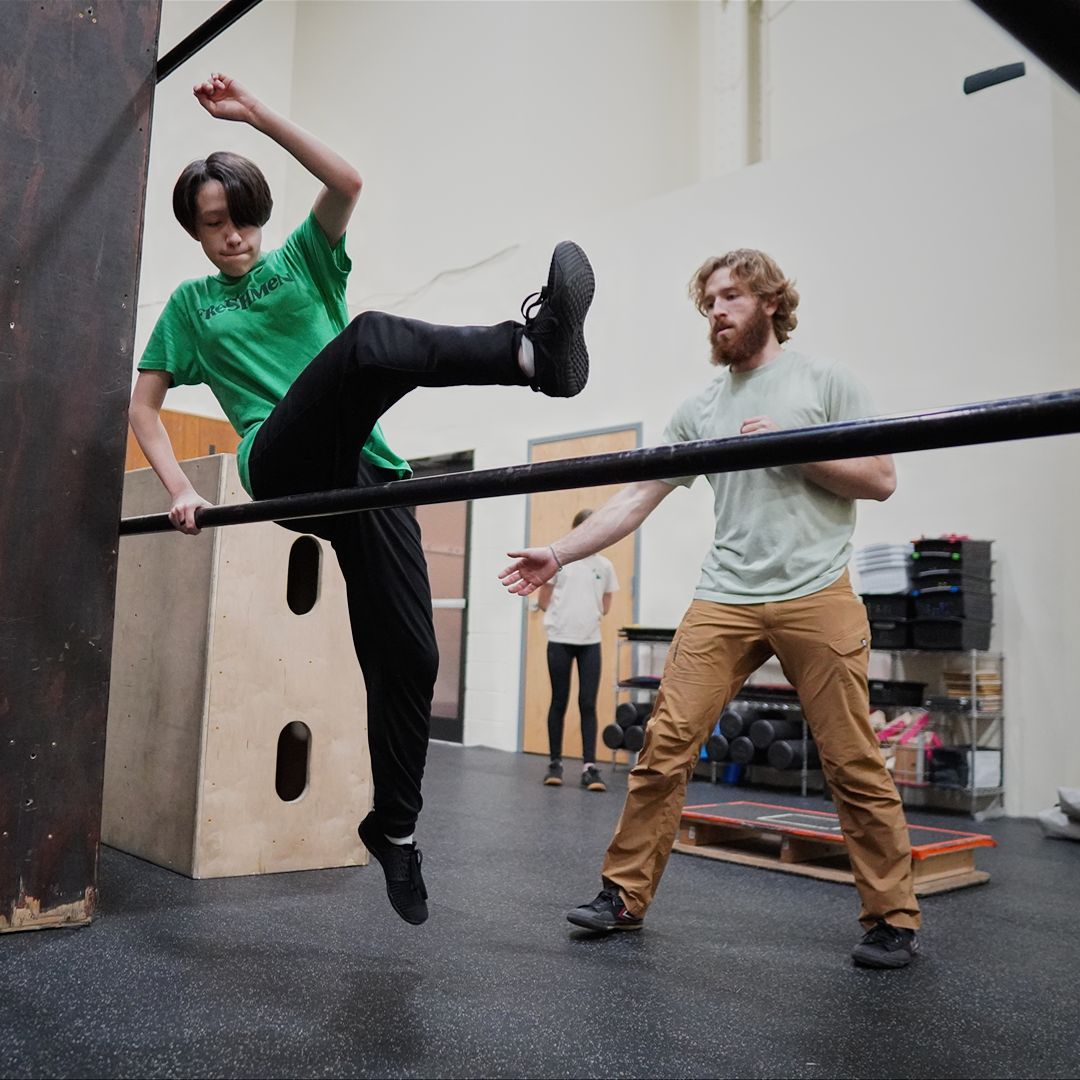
[173,151,273,238]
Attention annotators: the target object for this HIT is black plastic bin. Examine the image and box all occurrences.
[910,617,991,651]
[911,539,992,576]
[870,619,910,649]
[912,586,993,621]
[868,679,926,706]
[862,594,911,621]
[911,569,992,591]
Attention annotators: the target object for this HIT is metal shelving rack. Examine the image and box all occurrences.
[610,627,672,771]
[884,648,1005,820]
[611,627,819,794]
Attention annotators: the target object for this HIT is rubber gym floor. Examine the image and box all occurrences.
[2,741,1078,1080]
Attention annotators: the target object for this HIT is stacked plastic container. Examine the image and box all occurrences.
[908,538,993,650]
[856,543,915,648]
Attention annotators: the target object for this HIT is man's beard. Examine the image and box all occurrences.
[710,302,772,367]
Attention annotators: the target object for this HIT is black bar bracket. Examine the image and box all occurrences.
[156,0,264,83]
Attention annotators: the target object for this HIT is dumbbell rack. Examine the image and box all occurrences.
[609,627,674,771]
[608,630,816,795]
[712,696,813,798]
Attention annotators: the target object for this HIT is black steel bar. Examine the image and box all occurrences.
[118,388,1080,536]
[963,62,1026,96]
[156,0,264,83]
[968,0,1080,97]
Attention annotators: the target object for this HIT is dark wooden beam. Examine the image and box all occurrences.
[0,1,161,931]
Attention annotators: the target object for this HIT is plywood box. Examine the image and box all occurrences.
[103,455,369,878]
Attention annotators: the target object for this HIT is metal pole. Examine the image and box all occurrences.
[118,388,1080,536]
[156,0,264,83]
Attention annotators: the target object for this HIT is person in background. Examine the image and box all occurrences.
[535,509,619,792]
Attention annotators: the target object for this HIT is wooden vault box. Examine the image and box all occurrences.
[103,455,369,878]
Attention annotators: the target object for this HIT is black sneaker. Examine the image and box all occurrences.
[566,887,643,932]
[581,765,606,792]
[851,921,919,969]
[544,760,564,786]
[357,812,428,925]
[521,241,595,398]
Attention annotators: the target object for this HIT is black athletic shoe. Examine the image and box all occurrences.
[521,241,595,398]
[851,921,919,969]
[566,887,643,932]
[581,765,606,792]
[544,760,564,786]
[357,812,428,925]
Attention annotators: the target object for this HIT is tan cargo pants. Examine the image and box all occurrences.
[601,570,920,930]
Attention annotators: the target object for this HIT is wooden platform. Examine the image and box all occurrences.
[674,801,995,895]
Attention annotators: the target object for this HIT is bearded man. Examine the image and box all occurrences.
[499,250,923,970]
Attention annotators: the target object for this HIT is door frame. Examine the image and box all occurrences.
[516,423,643,752]
[409,449,474,743]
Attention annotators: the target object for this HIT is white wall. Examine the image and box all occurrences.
[286,0,701,311]
[137,0,1080,815]
[763,0,1039,161]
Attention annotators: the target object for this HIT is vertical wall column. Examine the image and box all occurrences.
[0,1,161,931]
[695,0,765,180]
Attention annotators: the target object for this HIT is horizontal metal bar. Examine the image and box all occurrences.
[156,0,264,83]
[968,0,1080,97]
[118,388,1080,537]
[963,62,1026,95]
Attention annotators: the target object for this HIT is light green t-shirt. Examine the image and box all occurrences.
[662,350,877,604]
[138,212,410,495]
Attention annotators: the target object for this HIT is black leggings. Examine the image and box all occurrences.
[248,311,525,836]
[546,641,601,764]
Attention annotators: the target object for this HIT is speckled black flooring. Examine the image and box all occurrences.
[2,742,1079,1079]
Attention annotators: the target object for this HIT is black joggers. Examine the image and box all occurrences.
[248,311,526,837]
[546,641,601,764]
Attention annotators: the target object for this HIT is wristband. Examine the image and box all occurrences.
[549,545,564,572]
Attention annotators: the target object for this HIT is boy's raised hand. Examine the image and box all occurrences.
[193,72,259,124]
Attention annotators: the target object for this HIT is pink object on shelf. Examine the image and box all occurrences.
[897,712,931,745]
[878,713,913,741]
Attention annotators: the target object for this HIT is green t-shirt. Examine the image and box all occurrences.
[138,211,410,495]
[662,350,877,604]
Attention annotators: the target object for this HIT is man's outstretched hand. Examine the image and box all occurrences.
[499,547,560,596]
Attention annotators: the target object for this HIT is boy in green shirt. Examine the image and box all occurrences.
[130,73,595,926]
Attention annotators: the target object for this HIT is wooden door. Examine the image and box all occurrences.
[125,409,240,470]
[522,428,638,760]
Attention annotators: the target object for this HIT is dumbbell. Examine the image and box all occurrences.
[615,701,652,728]
[728,735,767,765]
[602,723,625,750]
[706,733,729,762]
[622,725,646,752]
[718,702,756,740]
[767,739,821,770]
[749,717,805,749]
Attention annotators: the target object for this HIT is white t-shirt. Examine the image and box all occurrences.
[544,555,619,645]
